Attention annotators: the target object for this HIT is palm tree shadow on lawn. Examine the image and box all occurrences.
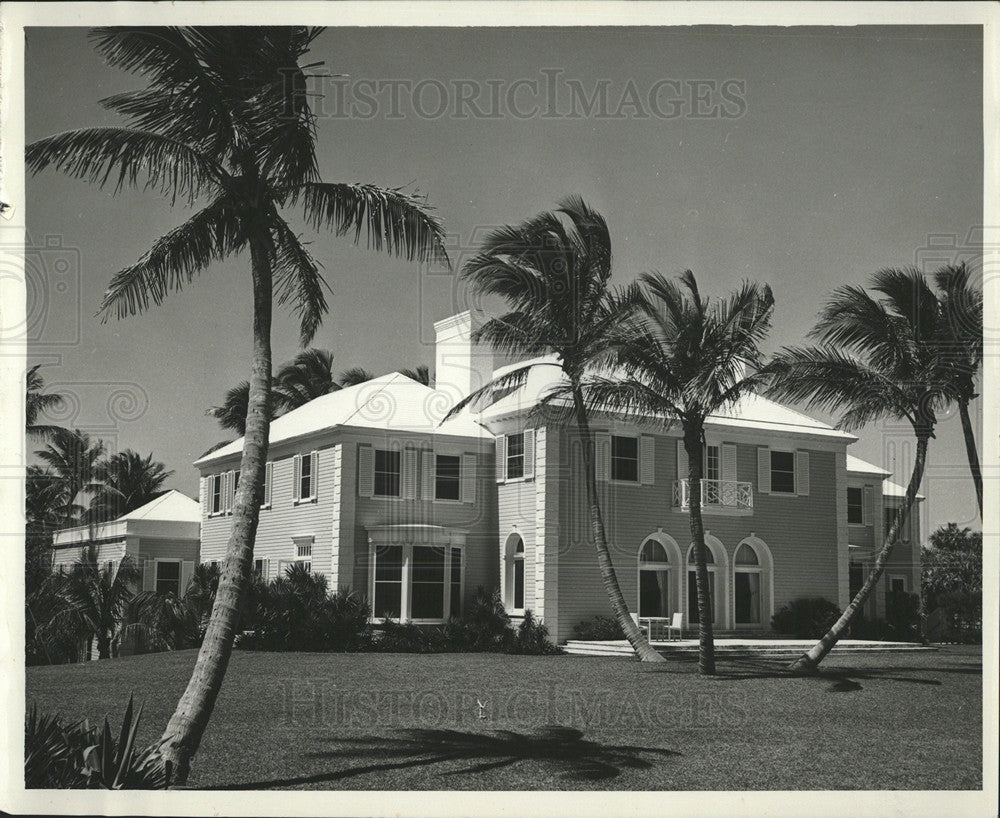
[206,726,681,790]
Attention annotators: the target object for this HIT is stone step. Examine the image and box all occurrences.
[561,639,936,658]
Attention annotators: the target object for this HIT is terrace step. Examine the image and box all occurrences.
[562,639,937,658]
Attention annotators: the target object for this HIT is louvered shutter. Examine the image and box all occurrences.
[421,450,436,500]
[358,445,374,497]
[722,443,737,483]
[181,560,195,596]
[402,448,418,500]
[142,559,155,592]
[523,429,535,479]
[676,439,689,481]
[261,557,271,582]
[495,435,506,483]
[263,462,273,507]
[757,447,771,494]
[224,471,234,513]
[201,477,209,516]
[461,454,477,504]
[795,450,810,496]
[640,435,655,485]
[862,485,874,526]
[595,432,611,482]
[292,455,302,502]
[310,450,319,499]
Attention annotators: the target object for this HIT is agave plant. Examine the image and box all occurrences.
[80,695,172,790]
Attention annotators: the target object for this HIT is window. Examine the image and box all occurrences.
[435,454,461,500]
[450,548,463,617]
[512,539,525,610]
[294,538,313,573]
[373,545,403,618]
[889,576,906,595]
[211,474,223,514]
[374,449,401,497]
[705,445,720,481]
[770,450,796,494]
[734,543,762,625]
[299,454,314,500]
[506,433,525,480]
[411,546,446,619]
[155,561,181,596]
[210,560,219,571]
[847,487,864,525]
[611,436,639,482]
[253,559,263,576]
[638,540,671,619]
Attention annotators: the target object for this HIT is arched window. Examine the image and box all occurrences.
[734,542,763,626]
[505,536,526,612]
[638,539,672,618]
[686,543,717,625]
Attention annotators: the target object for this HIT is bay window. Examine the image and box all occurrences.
[368,540,464,622]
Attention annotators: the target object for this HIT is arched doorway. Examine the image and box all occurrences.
[638,539,672,619]
[503,533,525,613]
[733,536,774,628]
[686,535,729,628]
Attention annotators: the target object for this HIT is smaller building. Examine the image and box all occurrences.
[51,490,201,595]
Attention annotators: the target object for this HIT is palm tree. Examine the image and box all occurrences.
[446,196,663,662]
[34,428,105,519]
[583,271,775,675]
[207,381,255,437]
[88,449,174,523]
[767,268,950,672]
[933,263,982,517]
[56,545,140,659]
[26,364,64,439]
[27,27,447,779]
[337,366,376,387]
[398,364,431,385]
[25,466,79,595]
[273,347,340,411]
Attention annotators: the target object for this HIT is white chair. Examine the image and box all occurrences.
[666,612,685,641]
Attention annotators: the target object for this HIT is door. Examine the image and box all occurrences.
[687,570,715,624]
[734,571,761,625]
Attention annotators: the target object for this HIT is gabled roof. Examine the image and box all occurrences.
[196,372,492,466]
[846,454,892,477]
[118,489,201,522]
[477,358,856,441]
[882,478,925,501]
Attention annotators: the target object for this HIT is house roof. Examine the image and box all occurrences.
[196,372,492,466]
[477,358,856,441]
[882,478,924,501]
[845,454,892,477]
[118,489,201,522]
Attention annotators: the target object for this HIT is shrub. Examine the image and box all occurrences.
[571,615,625,641]
[25,695,171,789]
[771,597,842,638]
[374,620,447,653]
[511,610,562,655]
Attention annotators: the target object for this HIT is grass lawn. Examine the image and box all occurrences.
[25,645,982,791]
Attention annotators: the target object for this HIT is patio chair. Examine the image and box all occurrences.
[665,612,685,641]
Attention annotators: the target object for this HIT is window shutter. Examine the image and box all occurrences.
[676,439,689,481]
[640,435,655,485]
[795,450,810,496]
[421,450,435,500]
[495,435,506,483]
[523,429,535,479]
[142,559,155,592]
[263,462,273,507]
[201,477,209,516]
[262,558,271,582]
[595,432,611,482]
[224,471,234,513]
[757,447,771,494]
[722,443,737,483]
[358,445,374,498]
[181,560,195,596]
[292,455,302,502]
[862,485,874,526]
[402,448,418,500]
[461,454,477,504]
[310,450,319,499]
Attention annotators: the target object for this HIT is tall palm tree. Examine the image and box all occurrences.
[583,271,775,675]
[398,364,431,385]
[767,268,950,672]
[273,347,340,411]
[25,466,77,596]
[27,27,448,779]
[56,545,140,659]
[446,196,663,662]
[34,428,105,519]
[87,449,174,523]
[26,364,64,439]
[933,263,982,517]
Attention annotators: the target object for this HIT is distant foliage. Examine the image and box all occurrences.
[922,523,982,643]
[571,615,626,641]
[771,597,842,639]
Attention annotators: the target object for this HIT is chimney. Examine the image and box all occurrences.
[433,311,497,409]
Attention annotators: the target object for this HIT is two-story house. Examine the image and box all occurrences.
[194,310,922,642]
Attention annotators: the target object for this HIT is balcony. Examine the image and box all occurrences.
[672,479,754,516]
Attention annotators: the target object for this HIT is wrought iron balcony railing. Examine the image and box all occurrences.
[672,478,754,512]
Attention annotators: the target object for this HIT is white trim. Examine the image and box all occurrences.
[636,531,683,620]
[152,557,183,596]
[685,534,731,629]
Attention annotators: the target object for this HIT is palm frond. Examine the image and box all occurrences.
[338,367,375,387]
[441,360,560,422]
[271,219,330,345]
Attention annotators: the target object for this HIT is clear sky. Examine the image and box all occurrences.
[25,25,983,537]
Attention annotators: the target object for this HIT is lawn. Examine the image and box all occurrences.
[25,646,982,791]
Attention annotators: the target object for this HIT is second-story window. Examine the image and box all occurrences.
[847,487,864,524]
[506,433,525,479]
[770,450,796,494]
[705,445,720,481]
[211,474,223,514]
[375,449,401,497]
[435,454,461,500]
[611,435,639,482]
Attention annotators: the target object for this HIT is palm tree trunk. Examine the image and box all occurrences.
[571,388,664,662]
[958,398,983,518]
[159,234,274,781]
[790,431,930,673]
[683,423,716,676]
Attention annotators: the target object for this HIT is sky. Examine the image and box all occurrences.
[24,25,984,537]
